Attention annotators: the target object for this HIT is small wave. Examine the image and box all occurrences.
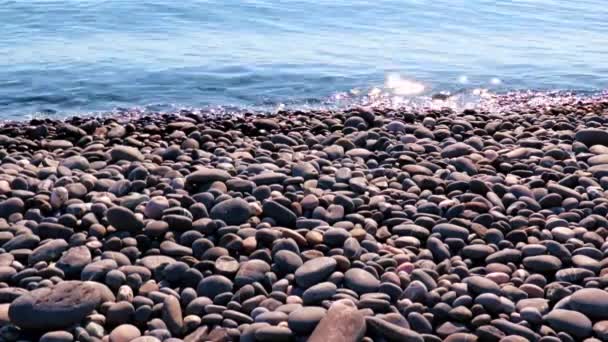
[1,70,605,121]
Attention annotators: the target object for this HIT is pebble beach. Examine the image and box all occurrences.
[1,94,608,342]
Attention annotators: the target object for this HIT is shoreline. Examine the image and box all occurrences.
[0,95,608,340]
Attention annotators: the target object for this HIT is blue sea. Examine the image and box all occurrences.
[0,0,607,118]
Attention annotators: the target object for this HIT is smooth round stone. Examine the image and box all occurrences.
[80,259,118,281]
[486,248,521,264]
[215,256,240,276]
[235,260,271,287]
[408,312,432,334]
[344,268,380,294]
[40,331,74,342]
[432,223,469,240]
[106,301,135,326]
[587,154,608,165]
[544,309,592,339]
[443,333,478,342]
[403,281,428,302]
[202,312,223,325]
[303,282,337,304]
[162,295,183,336]
[476,324,506,341]
[255,326,293,342]
[45,139,73,149]
[106,206,144,232]
[186,168,231,186]
[498,336,526,342]
[393,224,430,240]
[274,250,303,274]
[293,162,319,180]
[366,316,424,342]
[569,288,608,320]
[226,178,255,193]
[522,255,562,272]
[0,267,16,283]
[552,227,575,242]
[593,321,608,340]
[109,324,141,342]
[520,284,544,298]
[386,120,407,132]
[255,311,289,325]
[252,172,288,186]
[520,307,542,325]
[0,287,28,303]
[144,197,170,219]
[571,254,601,273]
[61,156,90,170]
[9,281,102,330]
[139,255,176,270]
[0,197,24,218]
[441,142,475,158]
[575,129,608,146]
[346,148,373,159]
[555,268,594,283]
[144,220,169,238]
[308,301,366,342]
[0,254,14,267]
[288,306,327,335]
[465,276,501,296]
[49,187,67,208]
[461,245,494,260]
[262,200,297,227]
[131,338,161,342]
[210,198,251,225]
[28,239,69,265]
[197,275,233,298]
[323,228,350,247]
[160,241,192,257]
[295,257,337,288]
[486,272,510,285]
[110,145,145,162]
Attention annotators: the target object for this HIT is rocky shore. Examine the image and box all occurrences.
[0,96,608,341]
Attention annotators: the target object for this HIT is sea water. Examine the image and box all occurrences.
[0,0,607,118]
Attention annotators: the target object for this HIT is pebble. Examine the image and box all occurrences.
[262,200,297,227]
[574,128,608,146]
[106,206,144,232]
[9,281,102,330]
[210,198,251,225]
[465,276,501,297]
[569,288,608,320]
[0,100,606,341]
[110,145,145,162]
[308,301,366,342]
[366,316,424,342]
[288,306,327,335]
[109,324,141,342]
[523,255,563,272]
[303,282,337,304]
[344,268,380,294]
[39,331,74,342]
[544,309,592,339]
[197,275,233,298]
[274,250,303,274]
[295,257,337,288]
[162,295,183,336]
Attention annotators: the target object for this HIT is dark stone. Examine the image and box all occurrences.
[210,198,251,225]
[9,281,103,330]
[295,257,337,288]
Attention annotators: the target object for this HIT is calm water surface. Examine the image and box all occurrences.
[0,0,607,117]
